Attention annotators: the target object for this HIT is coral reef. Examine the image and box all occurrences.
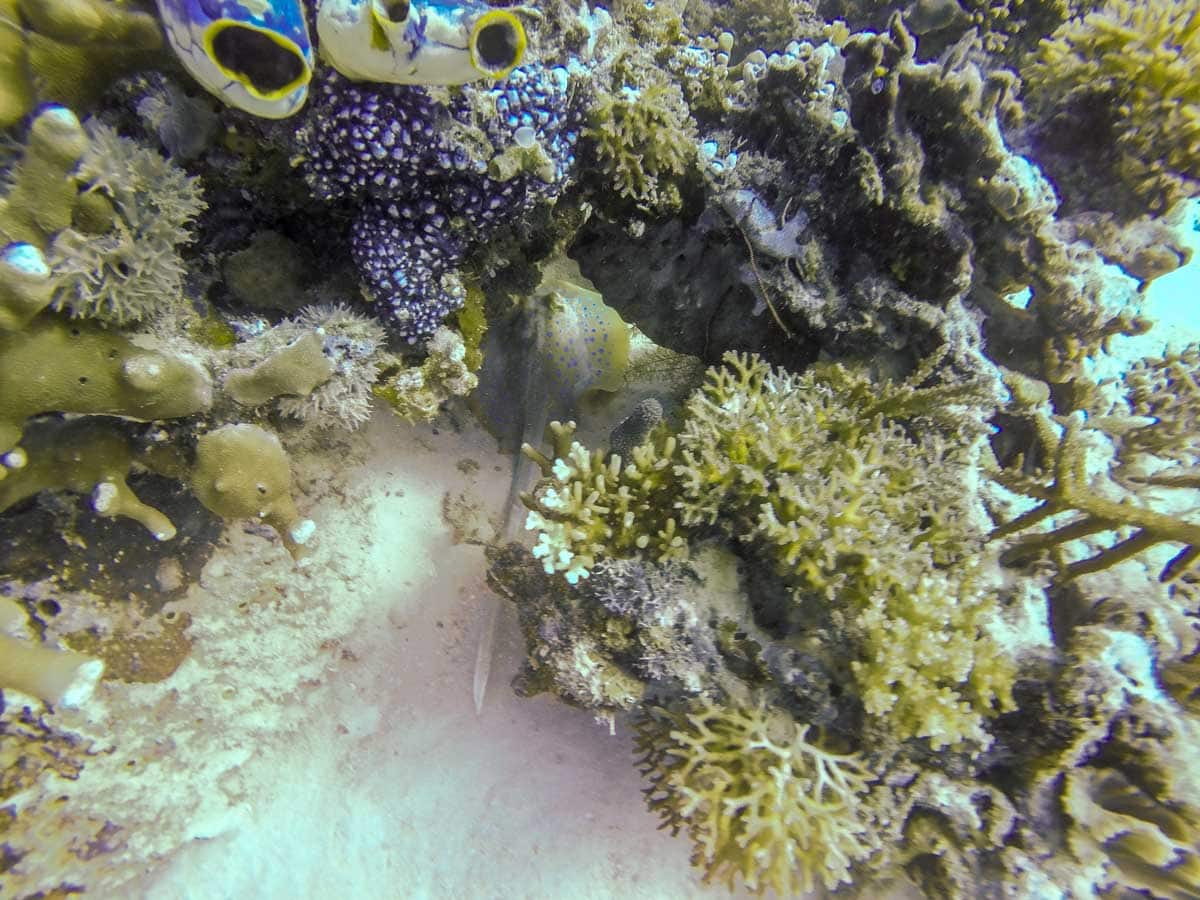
[0,105,89,248]
[583,75,698,214]
[1023,0,1200,215]
[0,106,205,326]
[372,326,479,422]
[218,304,394,431]
[519,351,1019,748]
[3,0,1200,895]
[0,418,178,540]
[990,347,1200,583]
[0,241,55,329]
[634,699,877,895]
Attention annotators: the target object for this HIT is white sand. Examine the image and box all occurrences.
[12,409,748,899]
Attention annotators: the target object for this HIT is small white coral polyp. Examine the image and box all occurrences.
[635,699,877,895]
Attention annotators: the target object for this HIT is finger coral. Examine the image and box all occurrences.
[634,699,877,895]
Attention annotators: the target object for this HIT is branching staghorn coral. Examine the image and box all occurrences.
[992,348,1200,583]
[992,412,1200,581]
[633,699,877,895]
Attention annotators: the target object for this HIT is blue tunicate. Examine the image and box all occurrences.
[298,64,580,341]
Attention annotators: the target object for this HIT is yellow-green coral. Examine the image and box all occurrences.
[1123,344,1200,464]
[0,0,162,128]
[634,699,877,895]
[1024,0,1200,209]
[0,597,104,707]
[189,423,313,559]
[676,353,1014,746]
[522,421,688,584]
[0,418,177,539]
[525,352,1017,747]
[0,314,212,457]
[0,104,90,248]
[0,242,55,330]
[224,332,335,408]
[584,76,697,213]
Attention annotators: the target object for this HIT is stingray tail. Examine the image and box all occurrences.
[472,301,549,715]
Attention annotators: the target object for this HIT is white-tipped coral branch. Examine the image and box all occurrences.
[0,597,104,707]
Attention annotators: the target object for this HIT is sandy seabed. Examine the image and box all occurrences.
[26,408,748,899]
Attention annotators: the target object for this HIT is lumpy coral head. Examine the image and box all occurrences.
[0,315,213,454]
[190,424,311,558]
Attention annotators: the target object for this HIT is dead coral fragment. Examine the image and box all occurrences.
[373,327,478,422]
[0,597,103,707]
[634,699,877,895]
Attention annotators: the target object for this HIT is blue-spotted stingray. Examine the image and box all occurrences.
[470,256,630,711]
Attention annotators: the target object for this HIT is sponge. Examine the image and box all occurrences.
[0,314,213,454]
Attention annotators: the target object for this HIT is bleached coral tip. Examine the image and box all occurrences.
[291,519,317,545]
